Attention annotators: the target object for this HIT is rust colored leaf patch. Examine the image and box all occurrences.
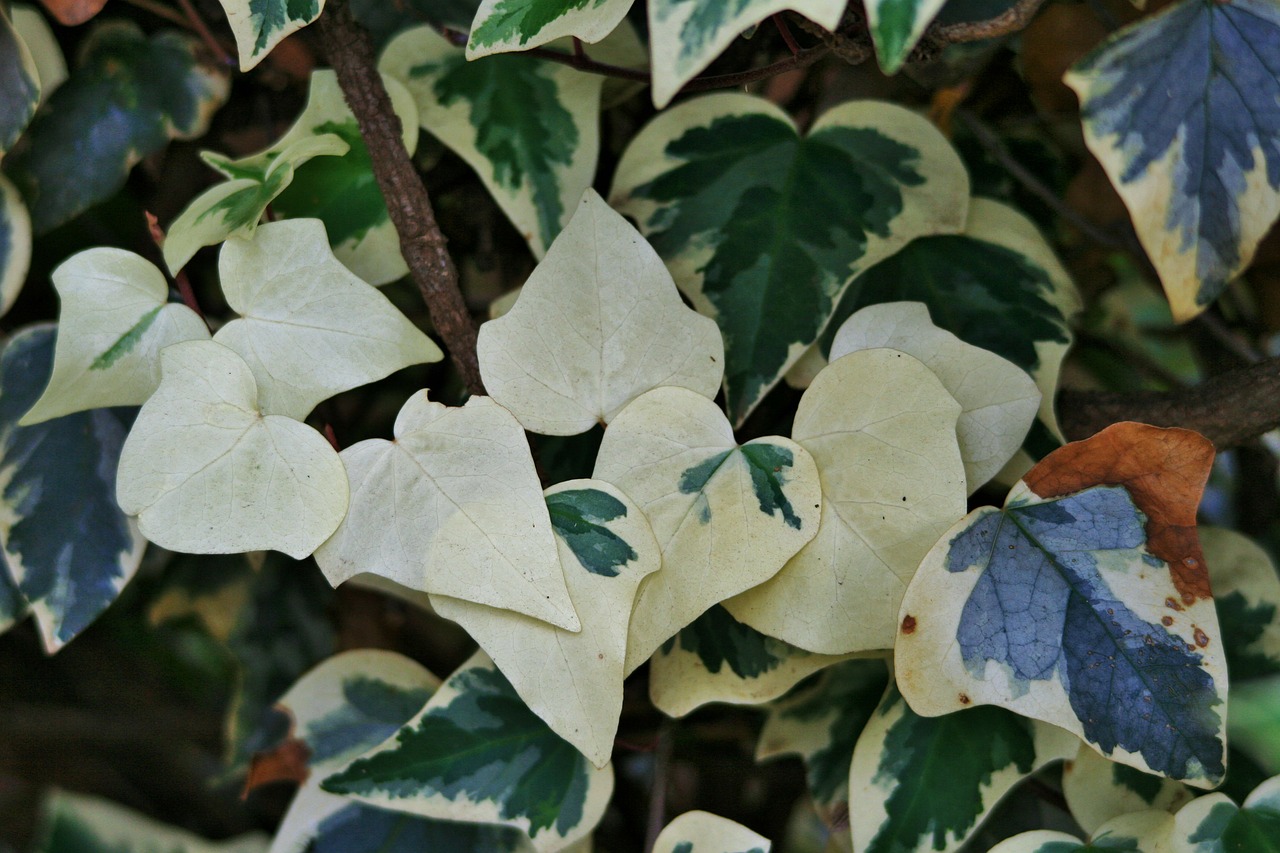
[245,736,311,794]
[38,0,108,25]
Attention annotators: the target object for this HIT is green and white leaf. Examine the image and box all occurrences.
[382,26,602,259]
[1204,526,1280,683]
[263,71,420,285]
[467,0,635,58]
[216,0,324,71]
[211,218,442,421]
[756,659,890,826]
[648,605,853,717]
[431,479,660,767]
[849,684,1079,853]
[592,386,822,674]
[647,0,845,107]
[12,5,67,105]
[0,4,41,156]
[162,133,350,275]
[322,650,614,853]
[863,0,948,74]
[1061,743,1193,836]
[20,249,209,425]
[984,811,1174,853]
[313,391,580,632]
[477,188,723,435]
[612,93,969,425]
[0,172,31,321]
[651,810,771,853]
[724,349,966,655]
[32,790,269,853]
[115,340,349,558]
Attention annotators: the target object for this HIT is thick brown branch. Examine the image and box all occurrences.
[317,0,485,396]
[928,0,1050,44]
[1058,357,1280,449]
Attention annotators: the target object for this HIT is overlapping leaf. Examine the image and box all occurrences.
[382,26,602,259]
[115,340,349,558]
[611,93,969,425]
[651,810,771,853]
[12,5,66,101]
[863,0,947,74]
[0,173,31,320]
[322,650,613,853]
[0,6,40,156]
[0,324,145,652]
[1064,0,1280,321]
[32,790,269,853]
[592,386,822,673]
[467,0,634,57]
[896,422,1227,786]
[313,391,579,631]
[1060,744,1192,836]
[216,0,324,71]
[477,188,723,435]
[1205,526,1280,683]
[725,348,965,654]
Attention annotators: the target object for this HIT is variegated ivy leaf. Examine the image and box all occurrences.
[2,21,229,234]
[20,249,209,425]
[263,70,420,286]
[863,0,947,74]
[849,683,1080,853]
[591,386,822,674]
[211,218,442,421]
[1060,743,1193,836]
[382,26,602,259]
[984,812,1174,853]
[13,5,67,105]
[896,422,1227,786]
[0,324,145,652]
[162,133,350,276]
[1204,526,1280,684]
[647,0,845,108]
[828,303,1041,494]
[115,340,349,559]
[651,810,772,853]
[313,391,580,632]
[611,93,969,426]
[1064,0,1280,322]
[322,650,614,853]
[217,0,324,71]
[32,790,269,853]
[431,480,659,767]
[726,349,965,655]
[0,5,40,156]
[756,659,890,828]
[0,172,31,321]
[477,189,723,435]
[788,198,1080,451]
[648,604,853,718]
[467,0,634,58]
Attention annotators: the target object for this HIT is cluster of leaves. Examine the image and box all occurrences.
[1,0,1280,852]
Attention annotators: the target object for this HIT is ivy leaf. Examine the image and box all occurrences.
[211,218,442,421]
[1203,526,1280,684]
[466,0,634,58]
[647,604,851,718]
[216,0,324,71]
[1064,0,1280,321]
[0,173,31,321]
[431,480,661,767]
[382,26,602,259]
[849,684,1080,853]
[313,391,580,632]
[31,790,269,853]
[862,0,947,74]
[646,0,845,108]
[592,386,822,674]
[322,650,614,853]
[477,189,723,435]
[0,6,40,156]
[828,303,1041,494]
[19,249,208,425]
[725,348,965,655]
[2,21,230,234]
[115,340,349,559]
[896,422,1227,786]
[756,659,889,827]
[611,93,969,425]
[13,5,68,100]
[984,817,1165,852]
[651,810,772,853]
[0,324,145,652]
[1061,744,1192,836]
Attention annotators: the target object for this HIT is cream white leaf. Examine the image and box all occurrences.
[651,811,772,853]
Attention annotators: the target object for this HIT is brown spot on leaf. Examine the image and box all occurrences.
[901,615,917,634]
[958,693,971,705]
[1166,597,1184,612]
[1194,627,1210,648]
[1162,616,1174,626]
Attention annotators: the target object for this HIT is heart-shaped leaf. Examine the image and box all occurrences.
[478,188,723,435]
[116,340,349,559]
[466,0,635,58]
[651,810,772,853]
[313,391,579,631]
[0,173,31,321]
[1061,744,1192,836]
[216,0,323,71]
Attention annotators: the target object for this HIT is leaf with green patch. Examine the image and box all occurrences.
[466,0,634,58]
[592,386,822,675]
[382,25,602,259]
[724,348,966,655]
[985,819,1162,853]
[849,683,1079,853]
[431,479,660,766]
[32,790,269,853]
[2,21,229,234]
[0,173,31,321]
[1061,744,1193,836]
[322,650,613,853]
[0,5,40,156]
[651,810,771,853]
[611,93,969,425]
[862,0,948,74]
[0,324,146,652]
[1203,526,1280,684]
[1064,0,1280,321]
[216,0,324,71]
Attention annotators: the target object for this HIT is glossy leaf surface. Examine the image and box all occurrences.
[216,0,323,71]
